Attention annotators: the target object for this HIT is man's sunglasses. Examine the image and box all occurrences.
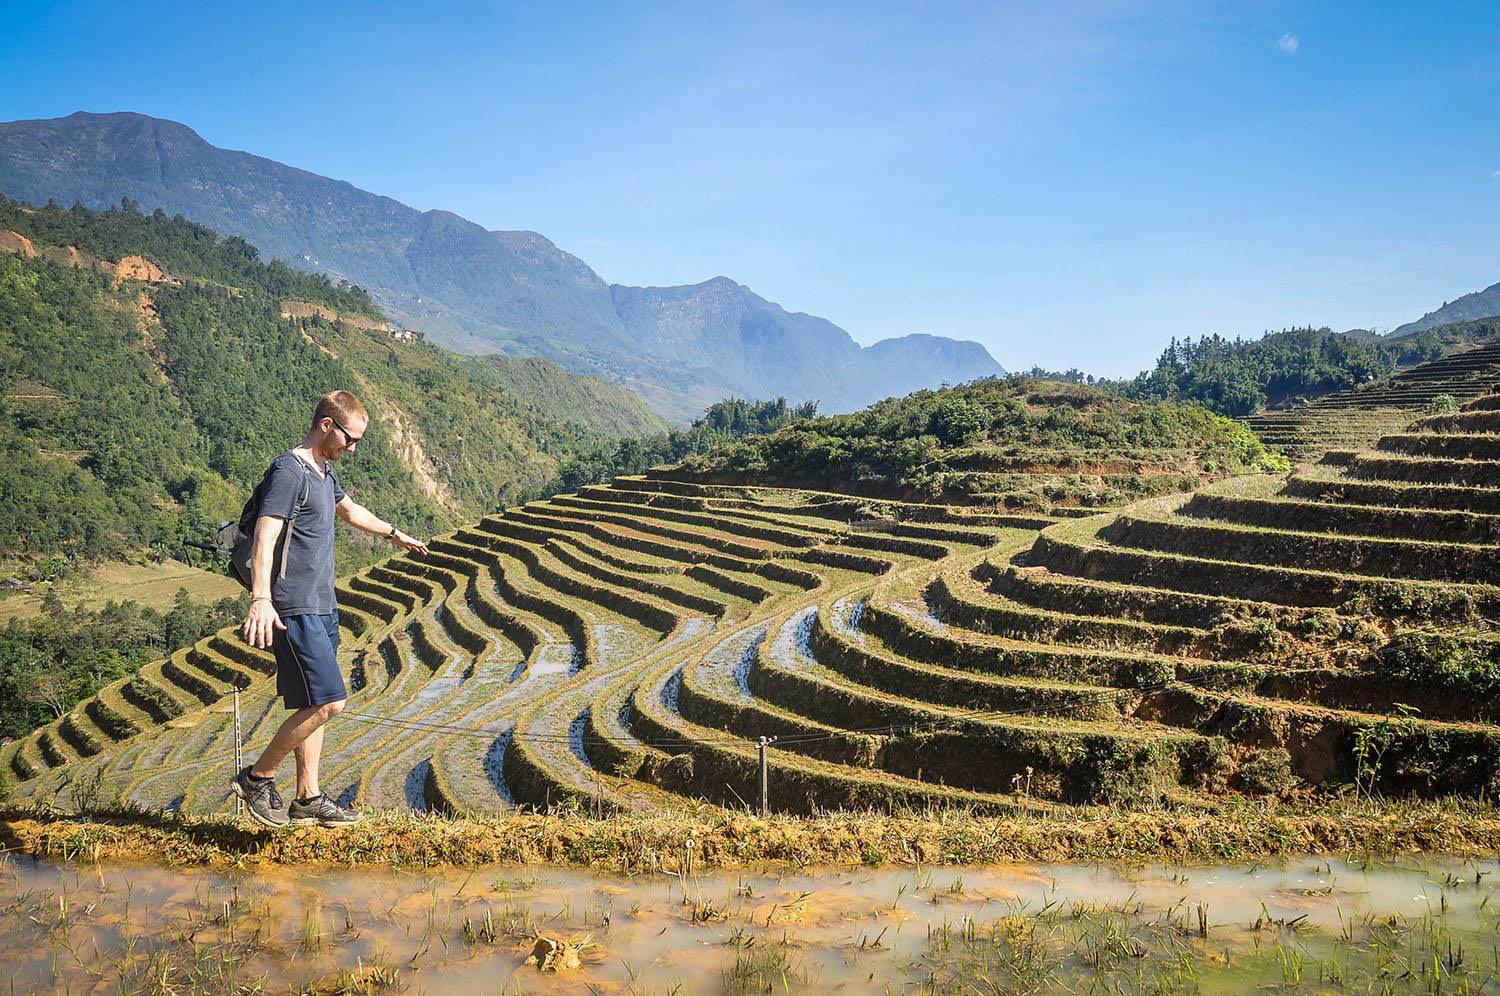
[330,416,362,446]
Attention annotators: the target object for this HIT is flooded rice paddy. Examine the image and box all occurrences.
[3,852,1499,993]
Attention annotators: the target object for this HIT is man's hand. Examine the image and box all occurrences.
[337,498,430,555]
[390,529,430,555]
[242,598,286,649]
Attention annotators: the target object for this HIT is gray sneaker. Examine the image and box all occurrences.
[288,794,362,827]
[230,766,288,828]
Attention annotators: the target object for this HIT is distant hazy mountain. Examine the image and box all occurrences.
[0,111,1004,422]
[1392,280,1500,338]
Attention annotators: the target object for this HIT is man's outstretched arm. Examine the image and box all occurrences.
[336,496,430,554]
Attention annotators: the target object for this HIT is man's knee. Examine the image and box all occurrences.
[312,699,346,722]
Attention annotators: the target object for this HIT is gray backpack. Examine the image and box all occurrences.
[228,453,313,592]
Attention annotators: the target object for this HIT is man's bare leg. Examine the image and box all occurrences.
[293,724,325,799]
[250,700,344,781]
[283,700,360,826]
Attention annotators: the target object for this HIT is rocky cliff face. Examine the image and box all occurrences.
[0,227,172,284]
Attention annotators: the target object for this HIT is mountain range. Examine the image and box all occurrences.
[0,112,1004,422]
[1391,280,1500,338]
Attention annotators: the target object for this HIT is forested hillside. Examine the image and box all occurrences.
[672,377,1285,507]
[1117,325,1486,416]
[0,590,243,743]
[0,197,663,572]
[549,395,821,492]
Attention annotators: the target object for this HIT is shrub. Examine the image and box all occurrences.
[1074,742,1180,806]
[1185,663,1263,692]
[1208,618,1284,657]
[1380,633,1500,698]
[1259,450,1292,475]
[1425,394,1460,415]
[1344,583,1477,624]
[1120,658,1176,688]
[1235,747,1295,795]
[929,397,989,446]
[1282,608,1341,640]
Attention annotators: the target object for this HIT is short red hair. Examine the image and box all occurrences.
[311,390,368,431]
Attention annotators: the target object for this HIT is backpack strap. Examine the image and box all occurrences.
[276,455,315,583]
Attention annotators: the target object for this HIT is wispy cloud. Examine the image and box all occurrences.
[1277,33,1300,54]
[1493,169,1500,178]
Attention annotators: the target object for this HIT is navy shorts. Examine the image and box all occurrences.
[272,611,346,710]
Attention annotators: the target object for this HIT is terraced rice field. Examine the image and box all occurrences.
[0,558,242,621]
[1243,338,1500,461]
[7,396,1500,816]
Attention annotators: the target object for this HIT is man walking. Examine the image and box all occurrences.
[231,390,428,828]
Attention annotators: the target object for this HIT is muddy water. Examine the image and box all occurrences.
[2,853,1498,993]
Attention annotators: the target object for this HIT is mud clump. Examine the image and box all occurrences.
[525,934,599,972]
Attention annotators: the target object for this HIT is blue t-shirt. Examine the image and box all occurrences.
[257,451,346,616]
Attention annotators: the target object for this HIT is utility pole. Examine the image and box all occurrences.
[757,736,770,818]
[233,687,243,817]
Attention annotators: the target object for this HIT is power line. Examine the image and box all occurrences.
[326,607,1429,760]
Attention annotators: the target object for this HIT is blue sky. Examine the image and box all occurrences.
[2,0,1497,375]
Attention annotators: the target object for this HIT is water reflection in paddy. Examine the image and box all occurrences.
[2,852,1498,992]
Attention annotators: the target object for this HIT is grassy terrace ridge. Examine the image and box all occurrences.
[1284,467,1500,514]
[1028,511,1495,617]
[1182,474,1500,545]
[611,474,1058,528]
[1109,493,1500,586]
[1344,452,1500,487]
[4,799,1500,867]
